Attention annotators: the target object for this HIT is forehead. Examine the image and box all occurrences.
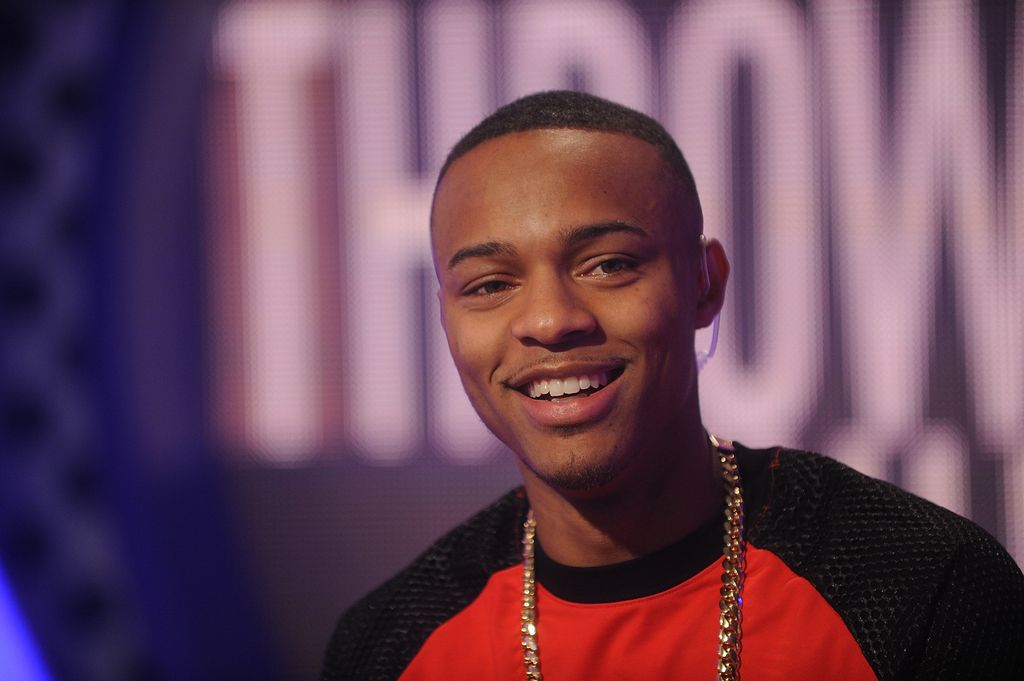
[431,129,679,257]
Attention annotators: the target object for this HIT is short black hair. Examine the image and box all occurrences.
[435,90,703,241]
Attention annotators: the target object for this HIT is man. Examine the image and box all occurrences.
[322,91,1024,680]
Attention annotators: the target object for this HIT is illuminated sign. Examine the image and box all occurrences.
[207,0,1023,557]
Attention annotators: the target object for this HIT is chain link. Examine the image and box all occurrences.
[520,435,744,681]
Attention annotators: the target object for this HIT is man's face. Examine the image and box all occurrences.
[432,129,704,495]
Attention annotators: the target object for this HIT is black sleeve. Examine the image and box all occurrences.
[913,533,1024,679]
[321,490,525,681]
[741,446,1024,681]
[321,577,411,681]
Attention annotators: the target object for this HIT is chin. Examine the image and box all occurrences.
[540,463,623,493]
[519,442,631,495]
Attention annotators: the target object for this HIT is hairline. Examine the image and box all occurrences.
[430,125,704,253]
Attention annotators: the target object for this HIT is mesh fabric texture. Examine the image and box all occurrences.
[745,448,1024,680]
[321,447,1024,680]
[321,489,526,680]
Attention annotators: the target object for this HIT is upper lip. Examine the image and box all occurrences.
[505,359,627,390]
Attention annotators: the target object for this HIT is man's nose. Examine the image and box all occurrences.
[509,275,598,346]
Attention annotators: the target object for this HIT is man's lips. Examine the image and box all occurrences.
[507,363,627,428]
[518,366,625,400]
[507,361,626,394]
[527,371,606,399]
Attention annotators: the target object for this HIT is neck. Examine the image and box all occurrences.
[520,423,721,567]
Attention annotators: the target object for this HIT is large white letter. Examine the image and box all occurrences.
[337,1,425,463]
[504,0,653,112]
[422,0,501,461]
[813,0,892,479]
[666,0,819,445]
[215,2,335,461]
[823,0,1004,515]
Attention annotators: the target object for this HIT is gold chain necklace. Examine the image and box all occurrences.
[519,434,745,681]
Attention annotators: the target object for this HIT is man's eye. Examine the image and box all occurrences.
[467,280,511,296]
[594,258,634,275]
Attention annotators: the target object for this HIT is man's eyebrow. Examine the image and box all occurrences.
[445,223,646,270]
[560,221,649,247]
[447,241,518,270]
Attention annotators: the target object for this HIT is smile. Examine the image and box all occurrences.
[521,367,625,400]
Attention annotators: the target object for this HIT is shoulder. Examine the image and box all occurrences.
[320,488,526,681]
[739,446,1002,555]
[738,445,1024,680]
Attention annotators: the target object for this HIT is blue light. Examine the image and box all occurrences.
[0,561,52,681]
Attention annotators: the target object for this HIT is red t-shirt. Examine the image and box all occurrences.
[323,447,1024,680]
[399,545,876,680]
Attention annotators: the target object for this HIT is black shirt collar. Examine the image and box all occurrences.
[532,442,774,604]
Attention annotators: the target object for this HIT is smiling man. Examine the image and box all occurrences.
[322,91,1023,681]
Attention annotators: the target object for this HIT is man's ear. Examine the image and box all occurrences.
[696,238,729,329]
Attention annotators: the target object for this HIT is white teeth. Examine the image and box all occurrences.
[525,371,610,399]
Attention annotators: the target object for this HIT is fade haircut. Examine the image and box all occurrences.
[434,90,703,244]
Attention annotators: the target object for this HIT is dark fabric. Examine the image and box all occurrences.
[320,489,526,681]
[533,507,722,603]
[321,447,1024,681]
[743,447,1024,680]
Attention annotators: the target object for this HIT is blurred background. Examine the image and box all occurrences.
[0,0,1021,679]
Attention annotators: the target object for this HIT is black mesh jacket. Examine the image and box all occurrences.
[322,445,1024,680]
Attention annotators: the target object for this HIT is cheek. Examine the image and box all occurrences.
[443,316,520,442]
[608,285,689,343]
[444,315,501,388]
